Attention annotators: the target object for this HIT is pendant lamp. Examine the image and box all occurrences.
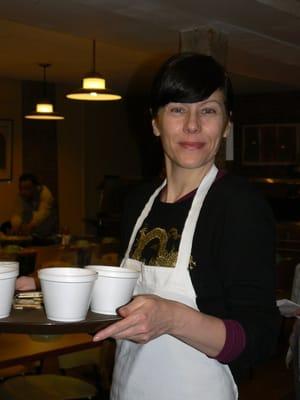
[66,40,121,101]
[25,63,64,120]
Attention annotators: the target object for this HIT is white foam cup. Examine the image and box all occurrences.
[86,265,139,315]
[0,266,18,318]
[0,261,19,275]
[38,267,97,322]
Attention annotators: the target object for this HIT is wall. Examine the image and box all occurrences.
[7,79,297,234]
[22,81,58,197]
[56,88,142,235]
[0,78,22,224]
[56,85,86,235]
[83,99,142,230]
[235,92,300,125]
[0,78,151,235]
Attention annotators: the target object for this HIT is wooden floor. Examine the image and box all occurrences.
[238,320,296,400]
[238,352,294,400]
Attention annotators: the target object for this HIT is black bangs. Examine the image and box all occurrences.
[150,52,233,118]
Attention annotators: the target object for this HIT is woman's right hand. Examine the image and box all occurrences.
[16,276,36,291]
[93,294,174,343]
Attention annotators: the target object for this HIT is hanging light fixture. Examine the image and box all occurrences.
[25,63,64,120]
[66,39,121,101]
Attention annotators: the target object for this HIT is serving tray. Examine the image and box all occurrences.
[0,308,120,334]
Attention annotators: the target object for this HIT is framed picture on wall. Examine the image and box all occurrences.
[0,120,13,181]
[242,123,299,165]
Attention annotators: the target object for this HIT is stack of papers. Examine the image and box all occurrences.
[277,299,300,318]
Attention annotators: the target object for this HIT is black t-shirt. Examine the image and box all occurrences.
[130,194,194,268]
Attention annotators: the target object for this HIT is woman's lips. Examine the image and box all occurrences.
[179,141,205,150]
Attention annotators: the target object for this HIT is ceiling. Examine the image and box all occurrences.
[0,0,299,96]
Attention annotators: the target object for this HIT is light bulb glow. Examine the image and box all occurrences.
[36,103,53,113]
[83,77,106,90]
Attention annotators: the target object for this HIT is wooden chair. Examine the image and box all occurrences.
[0,365,27,381]
[58,340,116,394]
[0,361,39,382]
[0,336,98,399]
[58,347,101,390]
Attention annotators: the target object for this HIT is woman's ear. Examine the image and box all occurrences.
[152,119,160,137]
[223,119,232,139]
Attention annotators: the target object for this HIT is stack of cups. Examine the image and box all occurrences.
[0,264,19,318]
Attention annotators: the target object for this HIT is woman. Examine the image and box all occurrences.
[94,53,280,399]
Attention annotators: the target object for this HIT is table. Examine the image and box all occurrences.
[0,244,101,280]
[0,332,102,369]
[0,333,103,399]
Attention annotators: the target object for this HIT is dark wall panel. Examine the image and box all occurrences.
[22,81,58,198]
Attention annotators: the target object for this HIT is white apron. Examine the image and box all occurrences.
[111,165,238,400]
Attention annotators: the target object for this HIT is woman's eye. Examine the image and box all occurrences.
[170,106,185,114]
[201,108,216,115]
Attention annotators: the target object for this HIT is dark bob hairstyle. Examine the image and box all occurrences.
[150,52,233,118]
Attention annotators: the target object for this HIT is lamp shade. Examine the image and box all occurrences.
[66,41,121,101]
[83,75,105,90]
[25,64,64,121]
[25,100,64,120]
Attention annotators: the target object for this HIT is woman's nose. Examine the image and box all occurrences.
[183,111,200,134]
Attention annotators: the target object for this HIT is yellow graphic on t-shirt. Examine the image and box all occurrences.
[130,226,198,268]
[132,227,177,267]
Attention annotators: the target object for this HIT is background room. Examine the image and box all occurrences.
[0,1,299,399]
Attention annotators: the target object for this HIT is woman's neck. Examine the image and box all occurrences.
[161,162,214,203]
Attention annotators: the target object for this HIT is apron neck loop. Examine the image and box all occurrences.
[121,179,167,266]
[122,164,218,270]
[175,165,218,270]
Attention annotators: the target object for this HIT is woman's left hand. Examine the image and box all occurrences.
[93,295,175,343]
[15,276,36,291]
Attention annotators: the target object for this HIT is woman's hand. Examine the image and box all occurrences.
[15,276,36,291]
[93,294,226,357]
[93,294,175,343]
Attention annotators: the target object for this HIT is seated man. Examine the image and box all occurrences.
[11,173,57,238]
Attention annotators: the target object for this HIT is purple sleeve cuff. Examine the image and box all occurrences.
[214,319,246,363]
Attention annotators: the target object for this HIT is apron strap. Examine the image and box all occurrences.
[175,165,218,271]
[121,179,167,267]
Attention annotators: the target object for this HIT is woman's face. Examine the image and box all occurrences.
[152,89,231,172]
